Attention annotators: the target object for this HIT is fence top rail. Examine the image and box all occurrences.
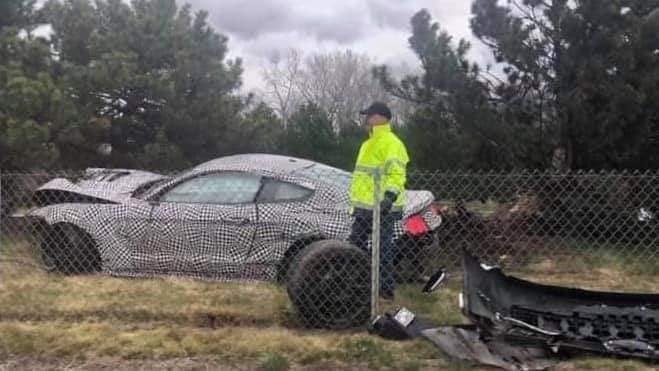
[2,169,659,177]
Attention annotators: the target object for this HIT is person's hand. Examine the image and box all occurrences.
[380,191,398,215]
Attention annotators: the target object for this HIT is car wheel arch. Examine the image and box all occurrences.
[41,221,102,274]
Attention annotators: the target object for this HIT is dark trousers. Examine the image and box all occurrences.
[348,208,402,294]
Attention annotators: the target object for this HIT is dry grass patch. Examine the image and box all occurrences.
[2,237,659,369]
[515,249,659,293]
[555,357,657,371]
[0,265,289,327]
[0,321,449,369]
[0,240,452,369]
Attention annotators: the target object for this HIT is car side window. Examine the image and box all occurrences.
[257,179,313,203]
[160,172,262,204]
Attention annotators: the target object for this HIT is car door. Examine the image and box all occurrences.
[134,171,261,279]
[250,177,319,277]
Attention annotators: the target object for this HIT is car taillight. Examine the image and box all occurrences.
[404,214,430,236]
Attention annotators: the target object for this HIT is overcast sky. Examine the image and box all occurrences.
[178,0,494,94]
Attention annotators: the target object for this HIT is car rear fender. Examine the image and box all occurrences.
[26,209,95,240]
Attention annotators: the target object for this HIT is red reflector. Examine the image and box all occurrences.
[405,215,430,236]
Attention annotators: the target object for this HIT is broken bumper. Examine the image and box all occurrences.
[462,252,659,360]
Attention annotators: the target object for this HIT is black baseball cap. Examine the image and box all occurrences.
[360,101,392,120]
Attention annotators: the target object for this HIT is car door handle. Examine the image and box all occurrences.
[227,217,250,226]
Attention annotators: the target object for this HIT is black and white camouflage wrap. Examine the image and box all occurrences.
[29,154,441,281]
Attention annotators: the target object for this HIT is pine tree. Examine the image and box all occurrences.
[471,0,659,169]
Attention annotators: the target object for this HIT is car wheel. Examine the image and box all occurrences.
[286,240,371,329]
[41,223,101,274]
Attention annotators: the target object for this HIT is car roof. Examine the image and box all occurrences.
[192,154,318,174]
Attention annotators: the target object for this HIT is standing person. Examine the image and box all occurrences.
[348,101,409,300]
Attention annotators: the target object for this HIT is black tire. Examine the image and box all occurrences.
[276,239,316,283]
[286,240,371,329]
[40,223,101,274]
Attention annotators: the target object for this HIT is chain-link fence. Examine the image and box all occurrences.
[1,166,658,329]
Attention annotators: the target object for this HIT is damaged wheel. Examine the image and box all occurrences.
[286,240,371,329]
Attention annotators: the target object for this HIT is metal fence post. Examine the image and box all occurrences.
[371,168,381,319]
[0,169,2,229]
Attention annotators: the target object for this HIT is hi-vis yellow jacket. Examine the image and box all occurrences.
[349,123,409,212]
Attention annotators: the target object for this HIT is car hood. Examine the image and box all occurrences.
[32,168,168,206]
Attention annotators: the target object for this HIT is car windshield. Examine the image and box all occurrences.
[293,164,352,189]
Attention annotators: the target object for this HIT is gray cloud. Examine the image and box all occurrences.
[301,6,366,44]
[186,0,292,39]
[178,0,489,92]
[184,0,369,44]
[366,0,420,30]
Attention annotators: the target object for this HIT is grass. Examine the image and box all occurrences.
[513,239,659,292]
[1,237,658,370]
[0,238,457,370]
[0,233,40,262]
[434,199,501,217]
[555,357,656,371]
[258,352,290,371]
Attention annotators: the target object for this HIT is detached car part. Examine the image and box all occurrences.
[422,268,447,294]
[462,251,659,360]
[421,325,556,371]
[368,307,436,340]
[369,306,556,371]
[370,252,658,370]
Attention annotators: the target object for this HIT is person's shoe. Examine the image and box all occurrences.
[379,289,395,301]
